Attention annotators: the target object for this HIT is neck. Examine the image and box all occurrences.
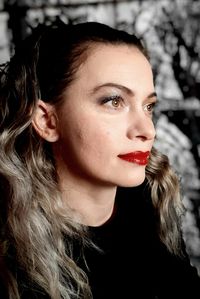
[57,170,117,227]
[61,184,117,227]
[53,144,118,227]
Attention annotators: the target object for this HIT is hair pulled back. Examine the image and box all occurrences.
[0,21,183,299]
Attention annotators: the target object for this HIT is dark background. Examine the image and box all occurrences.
[0,0,200,275]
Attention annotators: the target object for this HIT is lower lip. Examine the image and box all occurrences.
[118,151,150,166]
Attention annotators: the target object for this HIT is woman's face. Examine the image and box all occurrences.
[54,44,156,188]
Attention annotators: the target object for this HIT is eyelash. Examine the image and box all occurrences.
[100,95,124,108]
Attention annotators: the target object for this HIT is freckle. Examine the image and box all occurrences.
[76,129,83,139]
[106,131,111,136]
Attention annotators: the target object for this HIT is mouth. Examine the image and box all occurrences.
[118,151,150,166]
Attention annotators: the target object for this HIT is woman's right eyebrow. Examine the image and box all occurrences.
[89,82,134,96]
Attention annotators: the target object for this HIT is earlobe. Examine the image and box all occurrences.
[32,100,59,142]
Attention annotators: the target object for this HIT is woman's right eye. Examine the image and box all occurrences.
[100,95,124,109]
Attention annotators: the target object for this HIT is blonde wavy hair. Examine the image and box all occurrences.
[0,21,184,299]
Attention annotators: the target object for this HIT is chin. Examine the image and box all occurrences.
[117,173,146,188]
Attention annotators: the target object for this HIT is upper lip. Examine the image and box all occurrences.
[118,151,150,158]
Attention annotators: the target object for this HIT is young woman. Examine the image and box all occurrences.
[0,21,199,299]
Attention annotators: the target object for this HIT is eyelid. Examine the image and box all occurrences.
[100,94,124,104]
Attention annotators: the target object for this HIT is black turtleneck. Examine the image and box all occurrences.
[77,183,200,299]
[1,183,200,299]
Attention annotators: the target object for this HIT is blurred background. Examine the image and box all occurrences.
[0,0,200,274]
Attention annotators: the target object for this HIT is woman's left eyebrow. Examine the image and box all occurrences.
[147,92,157,99]
[89,82,157,99]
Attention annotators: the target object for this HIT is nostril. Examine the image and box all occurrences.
[136,135,148,142]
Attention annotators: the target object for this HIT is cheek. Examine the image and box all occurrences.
[76,114,126,162]
[58,109,123,166]
[78,126,115,160]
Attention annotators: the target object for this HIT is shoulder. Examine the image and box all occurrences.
[116,183,200,297]
[155,245,200,298]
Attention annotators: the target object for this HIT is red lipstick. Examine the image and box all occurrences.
[118,151,150,165]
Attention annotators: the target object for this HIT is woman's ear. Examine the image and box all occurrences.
[32,100,59,142]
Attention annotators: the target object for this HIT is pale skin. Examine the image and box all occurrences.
[32,44,156,226]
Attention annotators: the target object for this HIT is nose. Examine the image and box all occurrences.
[126,112,156,142]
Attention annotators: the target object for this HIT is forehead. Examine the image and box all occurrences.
[74,44,153,89]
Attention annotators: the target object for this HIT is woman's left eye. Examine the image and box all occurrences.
[144,103,155,114]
